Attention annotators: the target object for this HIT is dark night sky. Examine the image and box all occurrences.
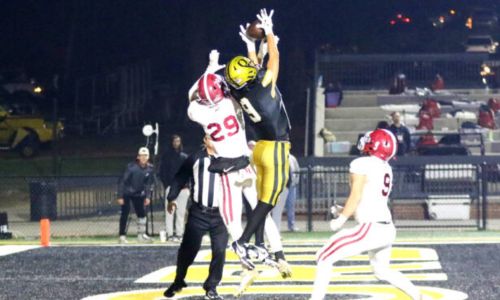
[0,0,496,149]
[1,0,478,80]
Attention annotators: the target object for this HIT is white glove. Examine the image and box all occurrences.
[330,204,344,219]
[329,214,347,231]
[205,49,225,74]
[256,8,274,35]
[239,23,256,53]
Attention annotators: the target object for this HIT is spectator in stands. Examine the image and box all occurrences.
[389,73,407,95]
[117,147,154,244]
[389,112,411,155]
[159,134,189,242]
[376,120,390,129]
[431,73,445,91]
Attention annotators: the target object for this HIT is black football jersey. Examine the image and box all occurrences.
[231,69,291,141]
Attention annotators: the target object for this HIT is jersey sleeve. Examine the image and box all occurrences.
[187,101,209,126]
[349,157,370,175]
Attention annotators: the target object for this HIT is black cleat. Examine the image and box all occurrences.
[163,280,187,298]
[204,288,224,300]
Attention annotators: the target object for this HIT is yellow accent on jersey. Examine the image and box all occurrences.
[253,140,290,206]
[261,70,273,88]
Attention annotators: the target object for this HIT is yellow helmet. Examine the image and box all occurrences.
[225,56,257,89]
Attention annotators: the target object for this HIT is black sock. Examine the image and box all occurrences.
[255,221,265,247]
[238,202,273,244]
[275,250,285,261]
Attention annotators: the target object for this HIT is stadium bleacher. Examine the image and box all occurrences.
[318,89,500,156]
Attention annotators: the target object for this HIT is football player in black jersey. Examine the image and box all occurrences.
[224,8,292,278]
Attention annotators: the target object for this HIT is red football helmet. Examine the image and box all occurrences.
[357,129,397,161]
[197,73,225,105]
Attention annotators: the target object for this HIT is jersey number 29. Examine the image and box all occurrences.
[207,115,240,142]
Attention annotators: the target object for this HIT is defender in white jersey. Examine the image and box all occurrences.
[187,50,287,275]
[310,129,426,300]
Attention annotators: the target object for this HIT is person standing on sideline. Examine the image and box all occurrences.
[159,134,189,242]
[285,153,300,231]
[163,145,227,300]
[117,147,154,244]
[271,153,300,232]
[388,111,411,156]
[310,129,426,300]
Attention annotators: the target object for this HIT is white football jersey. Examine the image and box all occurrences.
[188,98,249,158]
[349,156,393,223]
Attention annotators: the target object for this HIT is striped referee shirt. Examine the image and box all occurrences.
[167,148,221,208]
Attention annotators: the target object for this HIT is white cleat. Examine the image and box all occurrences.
[276,259,292,279]
[234,269,259,297]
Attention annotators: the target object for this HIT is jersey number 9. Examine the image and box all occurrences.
[240,97,262,123]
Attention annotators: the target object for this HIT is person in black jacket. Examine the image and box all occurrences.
[389,111,411,156]
[117,147,154,244]
[163,146,227,300]
[159,134,189,241]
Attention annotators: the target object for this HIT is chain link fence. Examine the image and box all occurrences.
[1,156,499,239]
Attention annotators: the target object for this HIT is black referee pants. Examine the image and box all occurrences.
[173,203,228,291]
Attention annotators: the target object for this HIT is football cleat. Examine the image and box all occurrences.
[246,244,270,261]
[276,259,292,279]
[231,241,255,270]
[234,269,259,298]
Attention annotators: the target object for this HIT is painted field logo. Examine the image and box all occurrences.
[83,245,468,300]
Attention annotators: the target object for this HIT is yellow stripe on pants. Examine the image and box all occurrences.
[253,140,290,207]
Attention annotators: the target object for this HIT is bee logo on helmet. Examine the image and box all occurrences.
[225,56,257,89]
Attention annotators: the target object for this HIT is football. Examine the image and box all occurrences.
[246,20,265,40]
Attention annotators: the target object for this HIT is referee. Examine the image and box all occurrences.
[164,145,227,300]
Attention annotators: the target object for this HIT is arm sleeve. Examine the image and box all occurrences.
[117,165,131,198]
[167,153,195,201]
[187,101,208,126]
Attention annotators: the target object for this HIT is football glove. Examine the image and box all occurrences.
[239,23,256,53]
[256,8,274,35]
[329,214,347,231]
[205,49,225,74]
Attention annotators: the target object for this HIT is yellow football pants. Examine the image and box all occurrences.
[252,140,290,207]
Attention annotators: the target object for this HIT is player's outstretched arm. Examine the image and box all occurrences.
[239,24,258,65]
[256,9,279,96]
[188,50,225,102]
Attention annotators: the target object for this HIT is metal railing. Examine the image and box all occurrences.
[315,52,494,89]
[0,155,499,237]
